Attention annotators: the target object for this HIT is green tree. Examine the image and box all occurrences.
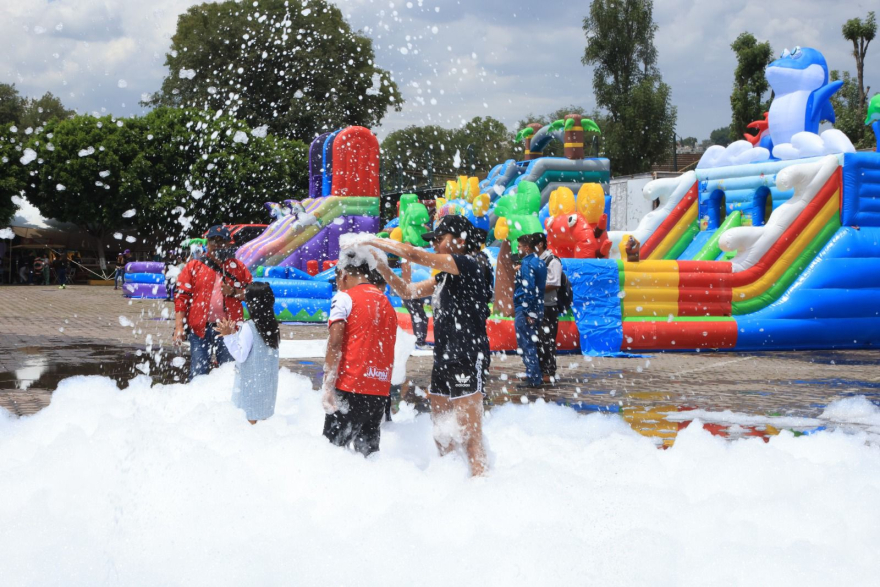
[20,92,75,130]
[679,136,697,149]
[842,11,876,109]
[581,0,677,174]
[729,33,773,139]
[22,110,308,261]
[22,115,150,265]
[148,0,402,141]
[381,117,514,191]
[710,126,733,146]
[0,84,25,127]
[829,70,873,149]
[138,107,308,242]
[0,124,26,223]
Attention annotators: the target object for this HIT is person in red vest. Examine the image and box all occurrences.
[321,249,398,455]
[173,225,253,381]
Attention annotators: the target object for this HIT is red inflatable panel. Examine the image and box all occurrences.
[395,313,580,352]
[331,126,380,197]
[640,182,699,259]
[622,320,738,351]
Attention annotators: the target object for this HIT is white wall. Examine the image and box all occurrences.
[609,175,655,232]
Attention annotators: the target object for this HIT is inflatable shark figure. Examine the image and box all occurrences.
[766,47,843,149]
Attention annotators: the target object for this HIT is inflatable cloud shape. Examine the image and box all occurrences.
[697,140,771,170]
[772,129,856,160]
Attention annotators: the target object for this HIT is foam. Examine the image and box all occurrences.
[1,369,879,584]
[338,232,386,270]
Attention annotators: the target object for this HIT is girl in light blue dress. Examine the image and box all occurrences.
[216,282,280,424]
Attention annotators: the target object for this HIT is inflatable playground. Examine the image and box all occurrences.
[126,46,880,356]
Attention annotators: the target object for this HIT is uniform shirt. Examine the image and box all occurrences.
[513,253,547,318]
[540,250,563,308]
[329,283,398,397]
[432,254,491,360]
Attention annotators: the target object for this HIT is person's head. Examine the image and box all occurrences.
[517,233,535,256]
[335,250,373,292]
[422,215,472,255]
[245,282,280,349]
[123,249,131,256]
[466,227,488,254]
[532,232,548,254]
[367,267,386,290]
[205,226,235,261]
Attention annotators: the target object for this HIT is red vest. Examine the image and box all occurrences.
[331,284,398,396]
[174,259,253,338]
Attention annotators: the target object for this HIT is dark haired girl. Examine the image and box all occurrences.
[216,282,280,424]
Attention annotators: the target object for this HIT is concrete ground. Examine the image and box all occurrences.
[2,285,878,443]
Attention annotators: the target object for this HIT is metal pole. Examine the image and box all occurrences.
[672,132,678,171]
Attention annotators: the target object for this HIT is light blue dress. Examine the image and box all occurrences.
[228,321,279,420]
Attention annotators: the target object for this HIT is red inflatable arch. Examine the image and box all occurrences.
[331,126,380,197]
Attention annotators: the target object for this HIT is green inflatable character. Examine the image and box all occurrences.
[393,194,431,247]
[492,181,544,253]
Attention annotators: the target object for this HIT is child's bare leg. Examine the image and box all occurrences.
[453,392,487,477]
[429,392,455,455]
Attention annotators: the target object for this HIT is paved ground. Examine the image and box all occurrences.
[2,285,878,444]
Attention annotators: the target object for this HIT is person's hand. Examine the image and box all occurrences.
[526,316,536,325]
[367,246,389,267]
[220,282,236,297]
[321,386,338,414]
[214,318,238,337]
[173,325,186,346]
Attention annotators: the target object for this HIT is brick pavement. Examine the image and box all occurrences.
[2,284,878,442]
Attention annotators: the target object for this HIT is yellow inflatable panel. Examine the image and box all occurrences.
[548,187,575,216]
[623,301,680,317]
[577,183,605,224]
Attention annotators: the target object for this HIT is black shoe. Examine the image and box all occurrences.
[516,382,543,390]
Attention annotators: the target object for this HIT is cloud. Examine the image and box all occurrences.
[0,0,876,143]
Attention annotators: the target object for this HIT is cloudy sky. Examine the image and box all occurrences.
[2,0,878,142]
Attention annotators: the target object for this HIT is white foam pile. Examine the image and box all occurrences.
[1,368,880,584]
[337,232,387,271]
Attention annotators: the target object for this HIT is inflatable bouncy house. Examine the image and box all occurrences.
[563,47,880,353]
[122,262,167,299]
[234,126,381,321]
[392,47,880,355]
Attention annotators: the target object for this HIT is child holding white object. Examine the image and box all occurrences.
[216,282,280,424]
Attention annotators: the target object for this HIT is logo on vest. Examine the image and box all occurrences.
[364,366,390,382]
[454,373,471,387]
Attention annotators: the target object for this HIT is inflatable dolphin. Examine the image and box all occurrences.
[766,47,842,148]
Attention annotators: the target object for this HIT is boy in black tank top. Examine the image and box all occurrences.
[360,215,490,477]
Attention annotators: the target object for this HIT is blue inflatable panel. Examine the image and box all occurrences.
[313,267,338,282]
[736,226,880,349]
[255,278,332,299]
[735,317,880,350]
[124,272,164,284]
[562,258,622,355]
[678,231,713,260]
[263,266,290,279]
[274,297,332,320]
[842,152,880,227]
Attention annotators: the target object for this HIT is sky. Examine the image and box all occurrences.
[1,0,878,142]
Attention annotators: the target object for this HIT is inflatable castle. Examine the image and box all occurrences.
[234,126,381,321]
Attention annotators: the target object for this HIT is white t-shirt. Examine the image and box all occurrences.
[328,291,353,323]
[540,250,563,307]
[223,321,254,363]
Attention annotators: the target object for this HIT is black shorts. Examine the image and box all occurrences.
[430,355,490,398]
[323,389,387,456]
